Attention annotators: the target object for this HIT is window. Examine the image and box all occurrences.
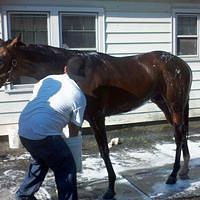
[8,12,48,85]
[9,13,48,45]
[176,14,198,57]
[60,14,97,50]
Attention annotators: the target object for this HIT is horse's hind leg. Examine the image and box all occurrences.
[165,111,183,184]
[153,96,190,184]
[89,115,116,200]
[152,96,180,184]
[166,108,190,184]
[168,101,190,182]
[179,101,190,180]
[179,136,190,180]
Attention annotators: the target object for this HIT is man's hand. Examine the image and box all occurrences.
[68,122,80,137]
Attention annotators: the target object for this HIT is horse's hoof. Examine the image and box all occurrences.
[179,174,190,180]
[166,176,177,184]
[179,168,190,180]
[102,189,116,200]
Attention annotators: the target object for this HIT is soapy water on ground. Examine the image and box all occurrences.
[0,121,200,199]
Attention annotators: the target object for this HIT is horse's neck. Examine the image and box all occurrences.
[15,46,66,80]
[22,62,64,80]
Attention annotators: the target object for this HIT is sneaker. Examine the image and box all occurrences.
[16,195,37,200]
[29,196,37,200]
[30,196,37,200]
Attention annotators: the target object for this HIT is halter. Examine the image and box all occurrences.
[3,58,18,84]
[11,59,17,67]
[9,58,17,77]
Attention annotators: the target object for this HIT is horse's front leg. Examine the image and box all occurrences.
[89,116,116,200]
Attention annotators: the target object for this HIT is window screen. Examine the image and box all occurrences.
[10,13,48,45]
[61,14,96,50]
[9,13,48,84]
[176,15,198,56]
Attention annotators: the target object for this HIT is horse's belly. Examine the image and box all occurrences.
[110,71,157,99]
[96,86,151,116]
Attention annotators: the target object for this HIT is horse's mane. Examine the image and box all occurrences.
[20,44,75,60]
[21,44,108,68]
[17,44,67,63]
[27,44,88,57]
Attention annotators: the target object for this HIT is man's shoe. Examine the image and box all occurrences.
[30,196,37,200]
[16,195,37,200]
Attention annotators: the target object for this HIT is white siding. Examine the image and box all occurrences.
[106,43,171,55]
[106,11,172,56]
[188,61,200,118]
[0,8,2,39]
[0,92,31,136]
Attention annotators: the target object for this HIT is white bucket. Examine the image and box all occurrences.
[65,135,82,172]
[8,128,22,149]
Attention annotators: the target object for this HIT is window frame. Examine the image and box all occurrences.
[173,9,200,60]
[57,6,105,52]
[59,12,98,51]
[59,11,102,52]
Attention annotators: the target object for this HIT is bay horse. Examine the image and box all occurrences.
[0,36,192,200]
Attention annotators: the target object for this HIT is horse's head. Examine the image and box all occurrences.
[0,35,24,87]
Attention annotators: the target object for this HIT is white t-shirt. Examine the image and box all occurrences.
[18,74,86,140]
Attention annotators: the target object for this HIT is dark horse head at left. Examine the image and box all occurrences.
[0,36,192,200]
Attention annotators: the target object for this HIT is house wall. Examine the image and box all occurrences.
[0,8,2,39]
[0,0,200,136]
[0,85,33,136]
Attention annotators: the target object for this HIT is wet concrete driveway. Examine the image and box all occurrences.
[1,120,200,200]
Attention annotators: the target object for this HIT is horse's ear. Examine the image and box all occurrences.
[7,35,22,48]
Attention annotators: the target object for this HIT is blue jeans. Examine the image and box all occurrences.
[16,135,77,200]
